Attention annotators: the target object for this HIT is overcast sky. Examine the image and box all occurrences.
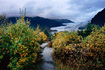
[0,0,105,22]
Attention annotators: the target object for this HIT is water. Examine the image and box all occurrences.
[41,47,55,70]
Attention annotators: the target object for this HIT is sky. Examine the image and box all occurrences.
[0,0,105,22]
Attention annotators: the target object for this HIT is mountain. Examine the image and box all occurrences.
[52,19,74,23]
[7,16,73,28]
[91,8,105,26]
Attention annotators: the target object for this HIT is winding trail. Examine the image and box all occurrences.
[41,46,55,70]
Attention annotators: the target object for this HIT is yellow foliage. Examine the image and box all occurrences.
[52,25,105,70]
[0,17,48,70]
[39,32,48,42]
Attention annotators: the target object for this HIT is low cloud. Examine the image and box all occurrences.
[0,0,105,22]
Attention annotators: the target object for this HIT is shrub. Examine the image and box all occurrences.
[0,15,8,26]
[77,23,100,38]
[0,17,47,70]
[52,31,82,61]
[43,28,52,41]
[80,25,105,69]
[52,25,105,70]
[47,42,52,47]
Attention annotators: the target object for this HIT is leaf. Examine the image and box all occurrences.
[0,55,3,59]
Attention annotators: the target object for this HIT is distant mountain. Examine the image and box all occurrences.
[78,27,86,30]
[91,8,105,26]
[52,19,74,23]
[7,16,73,28]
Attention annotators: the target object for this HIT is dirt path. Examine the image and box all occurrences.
[41,47,55,70]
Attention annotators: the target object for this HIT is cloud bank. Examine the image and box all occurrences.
[0,0,105,22]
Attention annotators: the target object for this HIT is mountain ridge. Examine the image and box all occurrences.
[91,8,105,26]
[7,16,73,28]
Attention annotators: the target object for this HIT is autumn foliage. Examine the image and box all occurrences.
[52,25,105,70]
[0,17,47,70]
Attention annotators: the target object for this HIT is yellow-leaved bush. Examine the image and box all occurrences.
[0,17,47,70]
[39,32,48,42]
[52,25,105,70]
[52,31,82,61]
[79,25,105,70]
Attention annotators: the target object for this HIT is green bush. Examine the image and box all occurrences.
[43,28,52,41]
[0,17,47,70]
[77,23,100,38]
